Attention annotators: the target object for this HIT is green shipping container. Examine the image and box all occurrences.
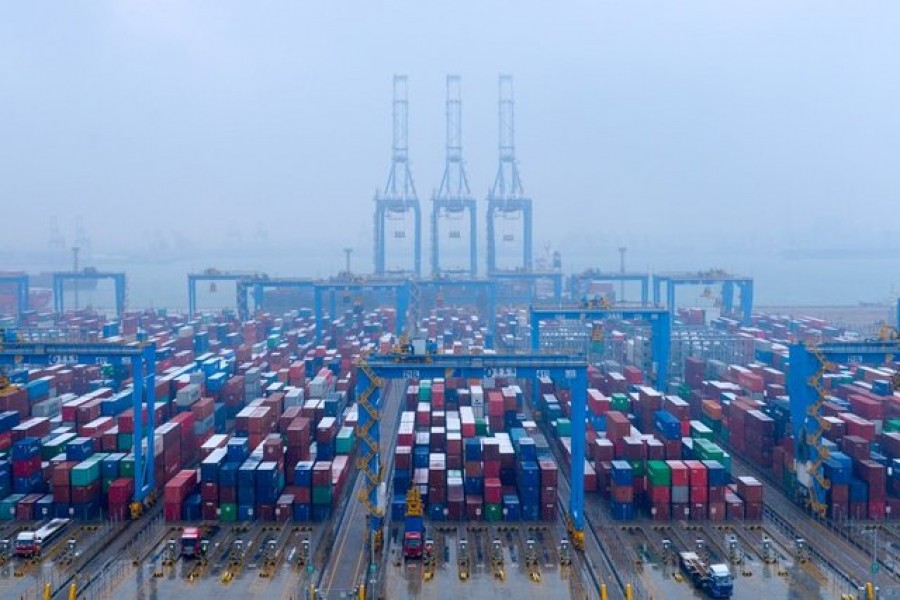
[71,458,102,487]
[629,460,645,477]
[611,394,630,412]
[475,419,489,437]
[312,485,333,505]
[220,503,237,522]
[556,418,571,437]
[690,421,714,440]
[646,460,671,487]
[484,503,502,522]
[336,427,355,455]
[0,494,25,521]
[120,456,135,478]
[885,419,900,433]
[117,433,133,452]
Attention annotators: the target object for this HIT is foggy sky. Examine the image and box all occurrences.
[2,1,899,266]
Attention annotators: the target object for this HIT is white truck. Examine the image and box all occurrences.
[15,518,71,558]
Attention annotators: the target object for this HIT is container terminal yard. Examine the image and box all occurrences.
[0,81,898,600]
[1,266,899,600]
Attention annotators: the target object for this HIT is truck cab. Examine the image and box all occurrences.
[708,564,734,598]
[402,518,424,559]
[14,532,38,557]
[181,527,202,559]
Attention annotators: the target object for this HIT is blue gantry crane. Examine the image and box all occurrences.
[529,306,671,389]
[53,270,127,317]
[355,352,589,561]
[0,332,158,514]
[789,340,900,518]
[431,75,477,278]
[375,75,422,278]
[569,269,650,306]
[242,277,316,316]
[486,75,532,276]
[313,280,411,343]
[492,271,563,305]
[187,270,262,319]
[0,272,29,321]
[652,271,754,325]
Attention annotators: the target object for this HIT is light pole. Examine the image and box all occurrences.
[344,248,353,275]
[72,246,80,311]
[862,526,879,596]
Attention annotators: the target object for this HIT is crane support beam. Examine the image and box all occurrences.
[314,281,410,343]
[187,272,260,319]
[652,273,753,325]
[569,271,650,306]
[357,353,588,535]
[0,273,29,321]
[53,271,126,317]
[529,306,671,389]
[490,271,562,304]
[789,340,900,515]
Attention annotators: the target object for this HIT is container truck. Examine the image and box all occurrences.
[15,518,71,558]
[402,488,425,560]
[679,551,734,598]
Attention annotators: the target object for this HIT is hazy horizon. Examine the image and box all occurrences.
[2,2,899,305]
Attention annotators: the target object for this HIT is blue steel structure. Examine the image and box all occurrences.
[0,335,157,507]
[375,75,422,277]
[529,306,672,389]
[492,271,563,305]
[243,277,316,316]
[0,272,29,321]
[569,269,650,306]
[652,271,754,325]
[187,271,261,319]
[314,280,410,343]
[431,76,477,277]
[486,75,532,276]
[789,340,900,518]
[53,270,127,317]
[355,353,589,554]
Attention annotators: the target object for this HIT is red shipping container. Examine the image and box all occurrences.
[650,502,670,521]
[71,481,101,504]
[164,501,181,522]
[109,478,135,504]
[13,456,41,478]
[707,501,726,522]
[53,484,71,504]
[685,461,708,487]
[667,460,689,487]
[689,503,707,520]
[649,485,670,504]
[743,501,761,520]
[690,486,708,503]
